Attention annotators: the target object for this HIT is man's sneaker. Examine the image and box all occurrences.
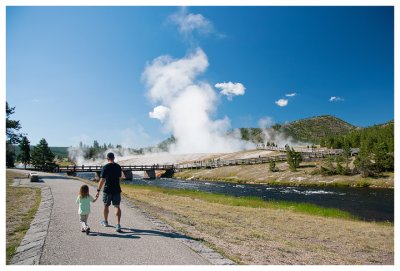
[86,227,90,235]
[115,224,122,232]
[100,220,109,227]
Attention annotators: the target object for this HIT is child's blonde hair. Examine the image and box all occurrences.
[79,185,89,198]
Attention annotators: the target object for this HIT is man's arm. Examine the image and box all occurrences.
[95,178,105,198]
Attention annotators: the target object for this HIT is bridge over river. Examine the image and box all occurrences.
[22,149,355,179]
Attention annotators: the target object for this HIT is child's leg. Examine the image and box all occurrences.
[80,214,88,230]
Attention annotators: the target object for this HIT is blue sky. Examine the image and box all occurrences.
[6,6,394,147]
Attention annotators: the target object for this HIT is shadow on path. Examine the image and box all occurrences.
[122,228,198,240]
[87,228,197,241]
[88,231,141,239]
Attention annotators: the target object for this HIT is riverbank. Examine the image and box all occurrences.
[121,184,393,264]
[174,161,394,188]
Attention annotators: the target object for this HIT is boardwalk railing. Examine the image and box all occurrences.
[22,148,359,173]
[24,164,175,173]
[174,149,356,170]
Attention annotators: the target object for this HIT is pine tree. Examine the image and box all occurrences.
[6,102,22,144]
[269,161,278,172]
[286,147,302,171]
[6,102,23,167]
[31,138,55,169]
[18,136,31,169]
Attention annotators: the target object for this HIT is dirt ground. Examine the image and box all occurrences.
[122,186,394,265]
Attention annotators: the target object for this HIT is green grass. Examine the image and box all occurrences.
[6,171,41,264]
[121,184,357,220]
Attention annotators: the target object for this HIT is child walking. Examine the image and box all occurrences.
[76,185,98,234]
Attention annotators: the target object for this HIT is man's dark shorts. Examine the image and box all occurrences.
[103,193,121,207]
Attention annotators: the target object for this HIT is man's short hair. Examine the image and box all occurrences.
[107,152,115,160]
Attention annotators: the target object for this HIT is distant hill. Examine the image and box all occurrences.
[279,115,357,143]
[237,115,358,144]
[154,115,390,150]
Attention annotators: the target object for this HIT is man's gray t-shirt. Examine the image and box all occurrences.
[100,163,122,194]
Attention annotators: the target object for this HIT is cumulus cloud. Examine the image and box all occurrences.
[275,99,288,107]
[215,82,246,101]
[285,93,296,97]
[329,96,344,102]
[149,105,170,122]
[142,48,250,153]
[169,7,214,37]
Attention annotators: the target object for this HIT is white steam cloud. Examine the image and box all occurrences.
[142,48,251,153]
[215,82,246,101]
[257,117,302,147]
[149,105,170,122]
[275,99,288,107]
[258,116,274,129]
[285,92,296,97]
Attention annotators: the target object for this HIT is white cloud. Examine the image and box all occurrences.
[275,99,288,107]
[149,105,170,122]
[329,96,344,102]
[285,93,296,97]
[170,7,214,37]
[215,82,246,101]
[258,116,274,129]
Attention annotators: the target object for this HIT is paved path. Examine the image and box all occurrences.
[10,170,234,265]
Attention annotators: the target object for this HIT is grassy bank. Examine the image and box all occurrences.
[6,170,41,264]
[174,162,394,188]
[122,184,356,220]
[121,183,393,264]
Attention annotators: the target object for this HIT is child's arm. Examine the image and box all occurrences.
[91,194,98,203]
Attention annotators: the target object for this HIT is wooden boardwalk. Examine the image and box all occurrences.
[21,148,358,174]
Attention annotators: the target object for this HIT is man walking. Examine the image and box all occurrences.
[96,152,123,232]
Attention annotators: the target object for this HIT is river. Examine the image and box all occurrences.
[76,172,393,222]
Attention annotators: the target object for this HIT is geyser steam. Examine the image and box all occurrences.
[142,48,250,153]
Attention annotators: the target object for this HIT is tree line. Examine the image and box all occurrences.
[319,122,394,177]
[6,102,55,169]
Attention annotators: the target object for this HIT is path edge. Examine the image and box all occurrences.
[10,181,53,265]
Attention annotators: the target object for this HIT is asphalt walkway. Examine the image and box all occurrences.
[9,170,226,265]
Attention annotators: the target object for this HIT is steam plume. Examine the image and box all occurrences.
[142,48,250,153]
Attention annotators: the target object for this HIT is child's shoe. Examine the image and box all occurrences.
[86,227,90,235]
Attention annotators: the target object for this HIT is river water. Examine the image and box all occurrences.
[76,172,393,222]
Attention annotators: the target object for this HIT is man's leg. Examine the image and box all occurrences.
[115,206,121,225]
[102,193,111,225]
[104,205,109,221]
[112,193,122,228]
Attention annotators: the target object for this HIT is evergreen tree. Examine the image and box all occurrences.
[6,142,16,168]
[286,147,302,171]
[31,138,55,169]
[6,102,22,144]
[6,102,23,167]
[269,161,278,172]
[18,136,31,169]
[354,152,374,178]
